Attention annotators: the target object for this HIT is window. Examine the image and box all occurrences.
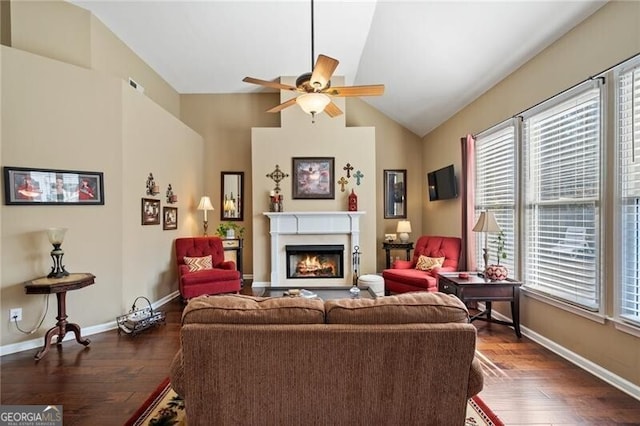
[521,81,602,310]
[616,59,640,326]
[474,121,517,275]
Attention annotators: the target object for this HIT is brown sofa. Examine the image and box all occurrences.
[170,292,484,425]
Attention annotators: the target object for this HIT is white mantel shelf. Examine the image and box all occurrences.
[263,211,365,286]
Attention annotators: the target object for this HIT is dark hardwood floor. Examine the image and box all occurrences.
[1,284,640,425]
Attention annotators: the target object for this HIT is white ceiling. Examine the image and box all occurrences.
[70,0,606,137]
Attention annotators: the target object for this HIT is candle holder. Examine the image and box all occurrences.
[47,228,70,279]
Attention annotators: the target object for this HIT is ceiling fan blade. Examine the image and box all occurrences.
[325,85,385,97]
[310,54,339,90]
[266,98,298,113]
[324,102,343,118]
[243,77,297,91]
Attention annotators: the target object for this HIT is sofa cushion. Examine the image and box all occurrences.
[183,255,213,272]
[416,255,445,271]
[182,294,325,324]
[180,268,240,285]
[325,292,469,324]
[382,268,438,289]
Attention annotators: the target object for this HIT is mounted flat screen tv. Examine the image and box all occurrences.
[427,164,457,201]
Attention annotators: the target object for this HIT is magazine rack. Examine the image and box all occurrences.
[116,296,165,336]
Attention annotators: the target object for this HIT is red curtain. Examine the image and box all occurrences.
[460,134,476,272]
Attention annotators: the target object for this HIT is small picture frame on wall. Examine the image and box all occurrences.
[292,157,335,199]
[163,206,178,230]
[142,198,160,225]
[3,166,104,205]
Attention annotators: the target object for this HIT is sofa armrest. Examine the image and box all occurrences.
[178,265,190,276]
[169,349,185,397]
[216,260,237,270]
[466,356,484,398]
[392,259,414,269]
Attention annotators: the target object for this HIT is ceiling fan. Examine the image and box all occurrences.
[242,0,384,123]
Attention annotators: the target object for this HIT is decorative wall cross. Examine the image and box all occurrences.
[343,163,354,178]
[337,176,349,192]
[266,165,289,192]
[353,170,364,186]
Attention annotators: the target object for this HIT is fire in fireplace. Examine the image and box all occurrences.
[285,245,344,279]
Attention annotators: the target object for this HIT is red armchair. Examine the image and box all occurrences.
[175,237,241,300]
[382,236,461,294]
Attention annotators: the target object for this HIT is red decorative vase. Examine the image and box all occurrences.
[485,264,508,281]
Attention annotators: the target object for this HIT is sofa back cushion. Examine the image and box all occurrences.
[175,237,225,268]
[325,292,469,324]
[413,236,462,269]
[182,294,325,324]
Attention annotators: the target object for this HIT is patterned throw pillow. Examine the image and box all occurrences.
[415,255,445,271]
[184,255,213,272]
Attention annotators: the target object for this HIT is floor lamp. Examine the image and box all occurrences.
[472,211,502,274]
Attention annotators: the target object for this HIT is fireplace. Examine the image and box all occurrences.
[286,245,344,279]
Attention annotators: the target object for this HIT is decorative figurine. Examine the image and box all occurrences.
[348,189,358,211]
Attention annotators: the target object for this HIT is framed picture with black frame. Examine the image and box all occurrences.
[163,206,178,230]
[292,157,335,199]
[142,198,161,225]
[3,166,104,205]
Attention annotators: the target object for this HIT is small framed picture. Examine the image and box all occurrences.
[163,206,178,230]
[141,198,160,225]
[3,166,104,205]
[292,157,335,199]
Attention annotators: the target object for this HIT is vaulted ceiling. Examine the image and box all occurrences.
[70,0,606,137]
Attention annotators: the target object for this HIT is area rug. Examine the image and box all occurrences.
[125,378,504,426]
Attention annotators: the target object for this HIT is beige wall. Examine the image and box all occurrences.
[10,0,180,119]
[422,1,640,388]
[0,45,203,348]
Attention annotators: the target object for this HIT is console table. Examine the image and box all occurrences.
[437,272,522,338]
[382,241,414,269]
[24,273,95,360]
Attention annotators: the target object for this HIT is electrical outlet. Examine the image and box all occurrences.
[9,308,22,322]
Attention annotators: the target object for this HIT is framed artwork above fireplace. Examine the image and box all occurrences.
[292,157,335,199]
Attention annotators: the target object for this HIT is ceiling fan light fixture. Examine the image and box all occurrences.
[296,92,330,116]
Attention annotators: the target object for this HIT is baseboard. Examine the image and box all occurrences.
[0,291,180,357]
[486,306,640,402]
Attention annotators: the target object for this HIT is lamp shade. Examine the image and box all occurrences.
[197,196,214,211]
[396,220,412,233]
[296,93,331,115]
[47,228,67,245]
[472,211,501,233]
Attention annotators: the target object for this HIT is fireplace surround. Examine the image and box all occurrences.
[264,211,364,286]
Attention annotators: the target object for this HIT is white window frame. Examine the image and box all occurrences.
[613,55,640,334]
[520,79,604,314]
[474,119,518,277]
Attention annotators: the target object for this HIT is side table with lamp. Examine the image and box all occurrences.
[24,228,95,360]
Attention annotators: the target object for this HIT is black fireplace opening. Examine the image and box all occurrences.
[285,244,344,279]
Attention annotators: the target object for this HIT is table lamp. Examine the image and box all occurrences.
[197,196,214,236]
[47,227,70,278]
[472,211,502,273]
[397,220,412,243]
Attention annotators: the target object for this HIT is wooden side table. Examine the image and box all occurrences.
[437,272,522,338]
[24,273,95,360]
[222,238,243,285]
[382,241,414,269]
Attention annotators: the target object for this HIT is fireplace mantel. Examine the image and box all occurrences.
[263,211,365,286]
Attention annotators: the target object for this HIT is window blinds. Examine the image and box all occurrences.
[522,81,602,310]
[475,123,517,274]
[618,63,640,325]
